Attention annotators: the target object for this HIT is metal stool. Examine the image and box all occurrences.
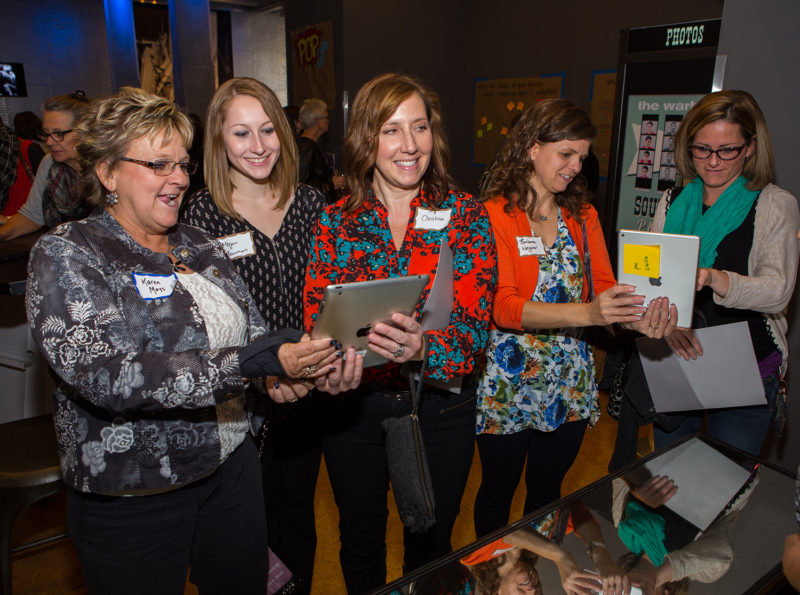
[0,414,65,595]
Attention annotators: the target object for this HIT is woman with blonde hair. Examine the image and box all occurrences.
[304,72,497,593]
[26,87,350,594]
[652,90,799,454]
[181,77,331,593]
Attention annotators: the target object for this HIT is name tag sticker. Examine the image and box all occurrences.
[623,244,661,278]
[132,272,178,300]
[218,231,256,260]
[414,208,451,230]
[516,235,545,256]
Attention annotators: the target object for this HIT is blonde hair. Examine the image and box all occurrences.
[43,90,91,123]
[674,90,774,191]
[204,77,298,219]
[342,72,456,211]
[76,87,193,206]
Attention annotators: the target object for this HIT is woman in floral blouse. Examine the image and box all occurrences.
[181,78,328,593]
[303,72,497,593]
[25,88,357,594]
[474,99,674,538]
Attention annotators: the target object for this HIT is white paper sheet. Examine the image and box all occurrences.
[636,321,765,412]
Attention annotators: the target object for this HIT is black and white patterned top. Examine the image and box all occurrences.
[182,184,326,331]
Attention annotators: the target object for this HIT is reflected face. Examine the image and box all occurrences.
[107,132,190,241]
[497,555,540,594]
[42,110,79,168]
[691,120,753,194]
[372,92,433,196]
[223,94,281,184]
[529,139,591,198]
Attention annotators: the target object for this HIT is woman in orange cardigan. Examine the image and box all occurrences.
[474,99,675,537]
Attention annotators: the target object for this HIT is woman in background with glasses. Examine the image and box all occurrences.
[25,87,354,594]
[0,91,92,240]
[651,90,799,455]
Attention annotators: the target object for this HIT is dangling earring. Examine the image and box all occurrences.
[106,191,119,206]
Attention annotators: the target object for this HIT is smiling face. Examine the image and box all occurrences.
[42,110,79,170]
[496,554,541,594]
[691,119,753,197]
[529,138,591,199]
[371,92,433,200]
[101,132,189,249]
[222,94,282,186]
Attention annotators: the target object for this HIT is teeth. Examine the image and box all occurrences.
[396,160,417,167]
[246,157,268,165]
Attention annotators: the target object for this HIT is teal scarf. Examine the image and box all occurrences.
[663,175,760,268]
[617,500,668,567]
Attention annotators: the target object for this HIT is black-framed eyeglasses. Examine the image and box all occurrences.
[120,157,198,176]
[37,129,73,142]
[689,144,748,160]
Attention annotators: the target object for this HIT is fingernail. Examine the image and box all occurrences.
[336,342,342,350]
[336,351,343,358]
[273,380,280,388]
[330,339,337,346]
[329,366,336,372]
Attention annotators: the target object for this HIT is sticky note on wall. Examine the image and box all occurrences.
[623,244,661,278]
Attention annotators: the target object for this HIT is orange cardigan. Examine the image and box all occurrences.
[484,196,616,332]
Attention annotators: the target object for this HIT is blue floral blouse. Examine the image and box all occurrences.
[477,213,599,434]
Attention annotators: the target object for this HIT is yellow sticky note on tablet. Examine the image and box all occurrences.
[623,244,660,278]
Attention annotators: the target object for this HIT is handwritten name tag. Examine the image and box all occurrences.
[516,235,545,256]
[132,272,178,300]
[218,231,256,260]
[415,208,451,230]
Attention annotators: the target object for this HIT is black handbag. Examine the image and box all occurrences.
[382,353,436,533]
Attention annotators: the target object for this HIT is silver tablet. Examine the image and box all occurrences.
[617,229,700,327]
[311,275,429,367]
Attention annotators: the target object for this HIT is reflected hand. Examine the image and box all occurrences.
[627,297,677,339]
[278,334,337,379]
[664,327,703,360]
[557,555,605,595]
[633,475,678,508]
[784,534,800,590]
[266,376,313,404]
[588,284,646,326]
[369,312,425,363]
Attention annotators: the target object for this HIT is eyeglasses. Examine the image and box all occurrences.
[120,157,198,176]
[37,129,73,142]
[689,144,748,160]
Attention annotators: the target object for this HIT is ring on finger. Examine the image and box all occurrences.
[302,365,317,378]
[392,343,405,358]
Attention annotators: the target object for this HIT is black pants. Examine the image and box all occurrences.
[67,440,267,595]
[260,395,322,594]
[473,419,589,538]
[320,387,476,594]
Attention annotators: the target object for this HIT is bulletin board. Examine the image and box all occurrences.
[589,70,616,178]
[472,74,563,166]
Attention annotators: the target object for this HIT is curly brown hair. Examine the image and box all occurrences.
[483,98,595,220]
[342,72,457,211]
[468,549,540,595]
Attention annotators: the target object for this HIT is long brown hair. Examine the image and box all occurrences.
[342,72,456,211]
[484,98,595,220]
[204,77,299,219]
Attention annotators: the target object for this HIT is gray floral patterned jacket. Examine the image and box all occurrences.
[26,209,273,494]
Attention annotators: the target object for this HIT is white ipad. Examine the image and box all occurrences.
[617,229,700,328]
[311,275,429,367]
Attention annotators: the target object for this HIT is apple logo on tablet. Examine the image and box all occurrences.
[649,276,662,287]
[356,323,372,337]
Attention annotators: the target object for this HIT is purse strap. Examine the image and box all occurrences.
[408,338,429,415]
[580,218,595,301]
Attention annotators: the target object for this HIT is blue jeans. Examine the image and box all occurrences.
[654,373,779,456]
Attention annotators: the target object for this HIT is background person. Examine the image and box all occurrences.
[652,90,799,455]
[25,88,347,594]
[0,90,92,238]
[474,99,675,538]
[181,76,328,594]
[303,72,497,594]
[297,97,345,202]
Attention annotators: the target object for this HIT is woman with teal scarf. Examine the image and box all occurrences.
[651,90,799,455]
